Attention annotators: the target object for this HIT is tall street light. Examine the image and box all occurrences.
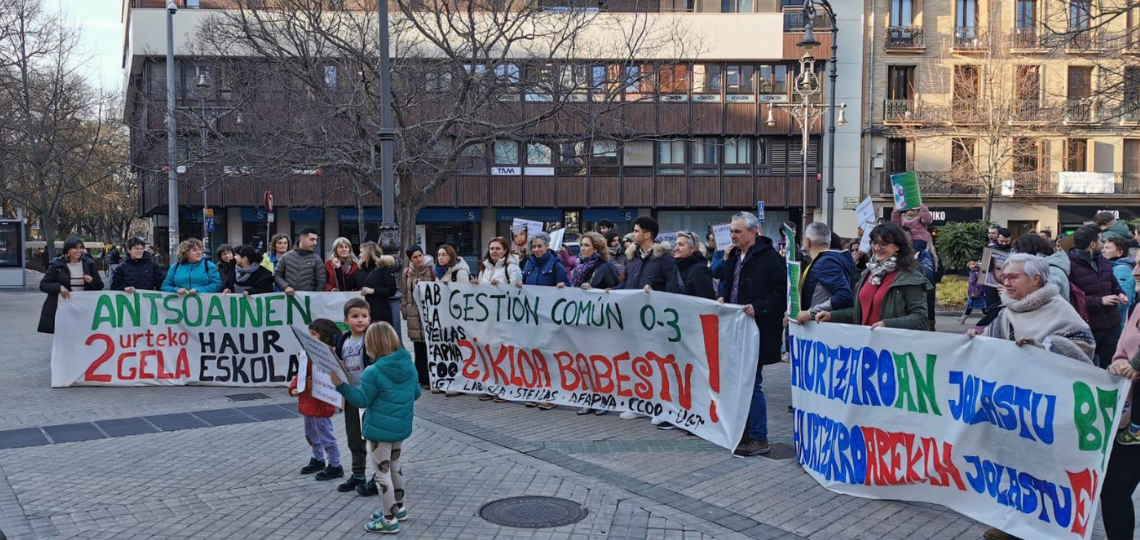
[809,0,841,228]
[376,0,399,254]
[165,0,179,262]
[766,12,846,235]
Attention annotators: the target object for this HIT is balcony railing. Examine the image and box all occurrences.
[1011,99,1051,122]
[952,99,982,123]
[1065,27,1102,51]
[886,26,924,49]
[1007,171,1053,195]
[1065,98,1099,123]
[879,171,1140,197]
[878,171,983,196]
[883,99,920,123]
[1010,27,1044,50]
[953,26,988,50]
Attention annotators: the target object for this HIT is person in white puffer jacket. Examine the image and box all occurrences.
[475,236,522,287]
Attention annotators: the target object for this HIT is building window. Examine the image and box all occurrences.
[951,138,976,173]
[887,65,915,100]
[957,0,978,28]
[187,0,200,7]
[526,143,552,165]
[426,69,453,92]
[691,138,718,174]
[591,140,619,175]
[1016,0,1036,28]
[693,64,722,96]
[726,65,754,94]
[659,64,689,95]
[658,140,685,174]
[494,140,519,165]
[558,142,587,176]
[721,0,753,13]
[891,0,913,26]
[886,138,909,172]
[725,138,751,165]
[524,63,554,101]
[756,139,768,168]
[1070,0,1091,30]
[1066,139,1088,171]
[323,66,338,90]
[1125,67,1140,116]
[458,143,485,175]
[1013,138,1042,172]
[757,65,788,95]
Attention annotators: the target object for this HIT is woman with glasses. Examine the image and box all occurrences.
[814,222,930,331]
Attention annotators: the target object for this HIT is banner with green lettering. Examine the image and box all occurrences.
[51,291,358,387]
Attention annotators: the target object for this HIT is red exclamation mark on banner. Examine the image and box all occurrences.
[700,314,721,423]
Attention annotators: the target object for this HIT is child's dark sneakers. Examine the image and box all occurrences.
[356,478,379,497]
[300,458,325,474]
[315,465,344,481]
[338,474,367,492]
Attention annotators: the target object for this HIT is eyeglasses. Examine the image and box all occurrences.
[1000,272,1027,283]
[870,241,895,249]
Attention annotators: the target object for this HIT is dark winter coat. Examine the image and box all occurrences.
[273,247,327,292]
[217,261,236,292]
[353,256,398,325]
[110,253,164,292]
[618,242,682,293]
[522,250,569,287]
[676,252,716,300]
[587,260,622,290]
[39,255,104,334]
[1068,249,1125,331]
[831,266,931,331]
[232,265,276,296]
[799,250,855,313]
[720,237,787,366]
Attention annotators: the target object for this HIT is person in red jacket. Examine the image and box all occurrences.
[325,237,360,291]
[290,319,343,481]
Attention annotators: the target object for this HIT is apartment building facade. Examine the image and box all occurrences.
[864,0,1140,237]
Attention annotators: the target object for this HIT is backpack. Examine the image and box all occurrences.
[1068,281,1092,324]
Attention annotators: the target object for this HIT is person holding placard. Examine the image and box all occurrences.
[571,232,620,292]
[718,212,786,456]
[890,204,932,246]
[433,244,471,284]
[330,322,421,535]
[400,244,435,390]
[110,237,164,293]
[290,319,343,482]
[814,222,930,331]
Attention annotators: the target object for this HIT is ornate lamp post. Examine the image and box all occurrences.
[376,0,399,254]
[766,11,845,234]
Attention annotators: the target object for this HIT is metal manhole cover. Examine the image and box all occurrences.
[479,496,588,528]
[225,392,269,402]
[762,443,796,460]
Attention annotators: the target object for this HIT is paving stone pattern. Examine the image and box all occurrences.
[0,291,1130,539]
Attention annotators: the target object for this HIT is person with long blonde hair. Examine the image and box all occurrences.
[352,242,398,325]
[325,237,360,291]
[330,321,420,534]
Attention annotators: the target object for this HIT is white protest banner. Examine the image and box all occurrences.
[790,322,1128,540]
[712,223,733,251]
[415,282,760,450]
[1057,172,1115,194]
[51,291,358,387]
[549,228,567,252]
[512,218,544,237]
[290,327,345,408]
[855,196,876,227]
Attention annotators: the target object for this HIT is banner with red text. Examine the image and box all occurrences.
[51,291,357,387]
[415,282,760,450]
[790,322,1129,540]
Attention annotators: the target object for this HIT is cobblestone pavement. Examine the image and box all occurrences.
[0,290,1127,539]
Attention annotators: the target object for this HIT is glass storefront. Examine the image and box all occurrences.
[241,208,270,253]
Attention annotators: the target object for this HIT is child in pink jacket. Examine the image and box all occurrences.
[892,204,933,245]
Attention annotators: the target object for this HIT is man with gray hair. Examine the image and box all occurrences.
[717,211,786,457]
[793,222,855,324]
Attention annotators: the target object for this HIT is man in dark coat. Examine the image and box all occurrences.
[617,216,682,294]
[718,212,786,457]
[1069,225,1129,367]
[794,222,854,323]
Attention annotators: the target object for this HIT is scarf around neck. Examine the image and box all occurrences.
[434,263,448,279]
[866,256,898,286]
[571,253,601,287]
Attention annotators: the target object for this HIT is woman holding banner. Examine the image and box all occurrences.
[572,232,620,291]
[520,231,566,410]
[475,237,522,287]
[353,242,398,326]
[325,237,359,292]
[814,222,929,331]
[38,237,104,334]
[161,239,224,295]
[110,237,164,293]
[400,244,435,390]
[230,245,276,296]
[674,231,715,300]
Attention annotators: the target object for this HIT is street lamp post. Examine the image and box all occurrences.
[165,0,179,262]
[766,10,845,235]
[812,0,841,228]
[376,0,399,254]
[197,71,210,256]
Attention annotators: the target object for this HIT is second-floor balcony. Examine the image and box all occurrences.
[1065,27,1103,52]
[883,99,921,124]
[953,26,988,51]
[1011,99,1052,122]
[1064,98,1099,123]
[885,26,924,50]
[878,171,1140,198]
[1010,27,1045,50]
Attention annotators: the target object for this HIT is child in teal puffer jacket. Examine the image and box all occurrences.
[331,322,420,534]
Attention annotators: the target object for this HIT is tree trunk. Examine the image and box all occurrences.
[397,202,419,259]
[41,217,56,259]
[354,176,366,243]
[984,184,995,224]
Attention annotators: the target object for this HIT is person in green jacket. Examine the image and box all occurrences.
[330,322,420,535]
[814,222,931,331]
[1096,211,1133,242]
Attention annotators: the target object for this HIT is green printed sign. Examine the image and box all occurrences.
[787,261,801,317]
[890,172,922,210]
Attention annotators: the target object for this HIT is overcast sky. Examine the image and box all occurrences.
[54,0,125,91]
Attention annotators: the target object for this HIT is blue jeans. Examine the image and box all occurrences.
[745,366,767,443]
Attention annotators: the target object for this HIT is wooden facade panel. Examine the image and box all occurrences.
[220,177,258,206]
[623,104,655,133]
[524,177,555,207]
[658,103,688,134]
[291,178,324,208]
[490,177,522,206]
[756,175,786,207]
[690,176,719,207]
[691,104,722,133]
[456,177,488,207]
[723,176,753,207]
[426,178,456,206]
[655,176,686,207]
[589,177,620,206]
[623,177,653,207]
[556,177,588,207]
[726,103,757,135]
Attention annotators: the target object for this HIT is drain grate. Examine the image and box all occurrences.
[225,392,270,402]
[479,496,588,529]
[762,443,796,461]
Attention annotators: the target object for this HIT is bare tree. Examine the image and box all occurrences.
[0,0,120,257]
[182,0,693,250]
